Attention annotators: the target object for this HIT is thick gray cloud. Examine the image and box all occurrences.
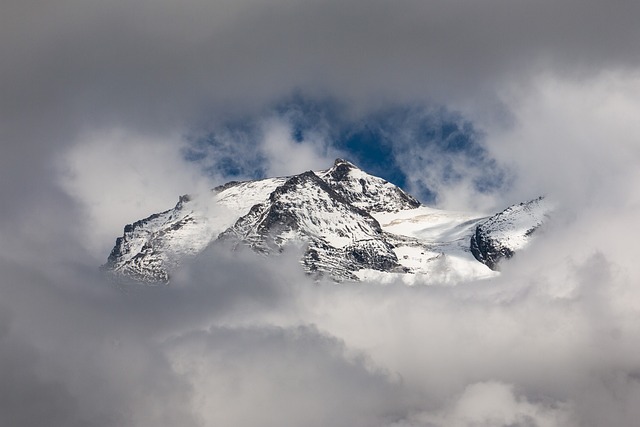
[3,0,639,218]
[3,0,640,121]
[3,219,640,426]
[3,0,640,426]
[2,0,640,149]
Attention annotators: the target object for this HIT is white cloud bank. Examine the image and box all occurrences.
[259,117,345,178]
[2,204,640,427]
[58,129,215,259]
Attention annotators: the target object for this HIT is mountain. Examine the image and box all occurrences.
[470,196,552,270]
[103,159,550,284]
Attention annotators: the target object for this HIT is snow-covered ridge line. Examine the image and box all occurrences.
[103,159,549,284]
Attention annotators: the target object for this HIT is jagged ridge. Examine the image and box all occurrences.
[218,170,403,280]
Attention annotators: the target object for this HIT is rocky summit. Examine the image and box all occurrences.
[103,159,551,284]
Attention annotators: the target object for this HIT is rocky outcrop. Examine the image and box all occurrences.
[318,159,420,212]
[470,197,551,270]
[219,170,402,280]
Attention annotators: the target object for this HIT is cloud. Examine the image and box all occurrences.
[3,0,639,225]
[57,128,214,259]
[184,103,507,211]
[0,308,87,427]
[165,324,408,427]
[400,381,573,427]
[259,117,345,177]
[2,215,640,426]
[5,78,640,427]
[3,0,640,426]
[3,0,640,137]
[482,71,640,209]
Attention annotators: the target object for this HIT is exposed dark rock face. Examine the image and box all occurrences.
[103,210,169,275]
[219,170,402,280]
[101,196,218,284]
[470,227,514,271]
[470,197,550,271]
[319,159,421,213]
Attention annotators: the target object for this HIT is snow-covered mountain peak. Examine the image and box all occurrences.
[103,159,549,284]
[317,158,420,213]
[325,158,358,180]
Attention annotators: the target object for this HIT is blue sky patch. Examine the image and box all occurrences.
[185,97,507,204]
